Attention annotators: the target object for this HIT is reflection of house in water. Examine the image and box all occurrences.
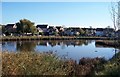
[48,41,57,47]
[37,41,48,46]
[57,42,61,45]
[36,40,92,47]
[5,41,16,48]
[65,40,87,47]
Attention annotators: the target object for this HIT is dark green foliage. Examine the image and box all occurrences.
[16,22,23,34]
[1,25,7,34]
[96,52,120,75]
[2,51,107,76]
[16,19,37,34]
[79,28,85,36]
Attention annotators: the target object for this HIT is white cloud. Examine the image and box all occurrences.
[1,0,119,2]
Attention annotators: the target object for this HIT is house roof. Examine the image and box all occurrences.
[81,28,89,31]
[5,24,15,28]
[105,28,115,31]
[117,30,120,32]
[36,24,48,28]
[96,28,104,31]
[69,27,80,29]
[56,26,62,30]
[49,26,54,29]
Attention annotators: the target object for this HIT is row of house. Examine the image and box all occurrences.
[2,24,119,37]
[36,24,117,37]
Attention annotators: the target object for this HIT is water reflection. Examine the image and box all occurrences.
[20,40,92,51]
[2,40,118,62]
[37,40,92,47]
[2,40,93,51]
[16,41,37,51]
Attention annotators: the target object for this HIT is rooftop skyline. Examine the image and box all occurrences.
[1,2,118,28]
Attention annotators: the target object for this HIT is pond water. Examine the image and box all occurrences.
[1,40,119,62]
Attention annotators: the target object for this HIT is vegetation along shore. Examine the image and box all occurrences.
[1,36,115,41]
[2,51,120,76]
[96,40,120,48]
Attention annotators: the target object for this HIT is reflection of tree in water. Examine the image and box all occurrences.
[84,41,89,45]
[60,42,66,49]
[16,41,37,52]
[2,42,5,48]
[74,40,86,46]
[48,41,57,47]
[15,40,91,51]
[83,40,92,46]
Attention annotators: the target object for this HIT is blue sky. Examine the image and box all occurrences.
[1,0,119,2]
[1,2,117,28]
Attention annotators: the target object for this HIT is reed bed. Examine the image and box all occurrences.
[2,50,120,76]
[1,36,109,41]
[2,51,106,76]
[96,40,120,48]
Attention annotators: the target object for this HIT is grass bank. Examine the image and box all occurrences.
[95,40,120,48]
[2,51,120,76]
[2,51,106,76]
[96,51,120,76]
[1,36,111,41]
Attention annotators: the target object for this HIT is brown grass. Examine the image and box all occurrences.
[2,51,106,76]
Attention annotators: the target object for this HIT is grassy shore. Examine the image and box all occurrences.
[95,40,120,48]
[2,50,120,76]
[96,51,120,76]
[2,51,107,76]
[1,36,111,41]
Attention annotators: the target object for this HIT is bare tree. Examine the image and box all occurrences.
[117,1,120,30]
[110,2,118,31]
[110,1,120,55]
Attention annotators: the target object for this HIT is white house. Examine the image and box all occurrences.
[95,28,104,36]
[36,24,48,33]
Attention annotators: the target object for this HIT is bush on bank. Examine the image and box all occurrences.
[2,51,120,76]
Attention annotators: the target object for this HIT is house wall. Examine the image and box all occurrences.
[118,31,120,36]
[95,31,104,36]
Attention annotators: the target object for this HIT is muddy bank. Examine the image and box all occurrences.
[95,40,120,48]
[1,36,112,41]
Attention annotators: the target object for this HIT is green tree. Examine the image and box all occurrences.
[84,29,89,36]
[1,25,6,34]
[16,22,23,34]
[16,19,37,34]
[79,28,85,36]
[0,24,2,35]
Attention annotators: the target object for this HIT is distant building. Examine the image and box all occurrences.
[47,26,59,35]
[95,28,104,36]
[104,28,115,37]
[36,24,48,34]
[116,30,120,38]
[5,24,17,33]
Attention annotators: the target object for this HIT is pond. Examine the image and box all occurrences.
[1,40,119,62]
